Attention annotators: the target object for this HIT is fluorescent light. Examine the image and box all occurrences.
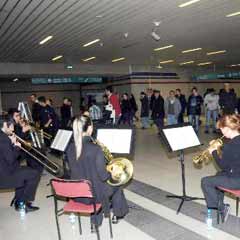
[179,61,194,65]
[179,0,201,8]
[52,55,63,61]
[229,64,240,67]
[83,39,100,47]
[13,78,19,82]
[156,65,163,69]
[154,45,174,51]
[39,35,53,45]
[112,57,125,63]
[226,11,240,17]
[159,60,174,64]
[66,65,73,69]
[182,48,202,53]
[82,57,96,62]
[197,62,212,66]
[207,50,226,55]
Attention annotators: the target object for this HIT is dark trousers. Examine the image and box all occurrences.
[0,167,40,202]
[153,117,164,132]
[178,113,184,123]
[201,172,240,210]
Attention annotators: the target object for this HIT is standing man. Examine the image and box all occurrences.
[165,90,181,125]
[151,90,165,134]
[140,92,149,129]
[175,89,187,123]
[219,83,237,115]
[60,98,71,129]
[105,86,121,124]
[0,117,40,212]
[187,87,203,133]
[30,94,41,123]
[204,89,219,133]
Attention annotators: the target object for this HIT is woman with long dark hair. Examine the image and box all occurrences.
[66,115,129,226]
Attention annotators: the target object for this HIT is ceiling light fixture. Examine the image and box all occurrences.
[154,45,174,51]
[39,35,53,45]
[229,64,240,67]
[179,61,194,65]
[179,0,201,8]
[197,62,212,66]
[13,78,19,82]
[82,56,96,62]
[52,55,63,61]
[112,57,125,63]
[226,11,240,17]
[83,39,100,47]
[206,50,226,55]
[66,65,73,69]
[182,48,202,53]
[156,65,163,69]
[159,60,174,64]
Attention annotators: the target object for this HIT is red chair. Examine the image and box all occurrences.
[50,178,113,240]
[217,186,240,223]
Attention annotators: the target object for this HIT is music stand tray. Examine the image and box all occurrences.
[160,123,205,214]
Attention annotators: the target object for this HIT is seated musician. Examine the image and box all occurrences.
[201,114,240,222]
[66,115,129,226]
[0,117,40,212]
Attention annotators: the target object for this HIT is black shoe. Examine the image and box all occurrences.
[204,130,209,134]
[112,215,119,224]
[25,202,40,212]
[221,204,230,223]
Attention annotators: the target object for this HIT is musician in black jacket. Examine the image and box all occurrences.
[66,115,129,226]
[0,117,40,212]
[201,114,240,222]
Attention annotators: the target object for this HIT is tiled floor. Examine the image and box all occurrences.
[0,125,239,240]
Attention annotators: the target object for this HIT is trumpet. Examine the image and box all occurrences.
[13,134,63,177]
[91,138,133,186]
[193,136,224,166]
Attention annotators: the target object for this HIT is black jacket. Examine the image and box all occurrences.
[151,96,164,119]
[219,90,237,114]
[121,99,132,114]
[213,135,240,177]
[176,94,187,113]
[140,96,149,117]
[187,95,203,115]
[32,102,41,122]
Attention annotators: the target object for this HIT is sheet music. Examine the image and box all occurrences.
[51,130,73,151]
[97,129,132,154]
[162,126,200,151]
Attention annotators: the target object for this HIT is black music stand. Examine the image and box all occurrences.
[160,123,205,214]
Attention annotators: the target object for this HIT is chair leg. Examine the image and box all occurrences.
[95,224,100,240]
[54,198,62,240]
[108,213,113,238]
[78,215,82,235]
[236,197,239,217]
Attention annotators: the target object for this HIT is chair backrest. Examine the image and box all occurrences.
[51,179,93,198]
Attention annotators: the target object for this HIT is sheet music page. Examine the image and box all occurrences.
[51,130,73,151]
[163,126,200,151]
[97,129,132,154]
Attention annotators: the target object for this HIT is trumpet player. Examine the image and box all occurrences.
[201,114,240,223]
[0,117,40,212]
[65,115,129,227]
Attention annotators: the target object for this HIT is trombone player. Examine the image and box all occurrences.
[65,115,129,227]
[201,114,240,223]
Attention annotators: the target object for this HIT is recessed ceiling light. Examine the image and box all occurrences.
[66,65,73,69]
[154,45,174,51]
[96,15,103,18]
[178,0,201,8]
[13,78,19,82]
[159,60,174,64]
[52,55,63,61]
[156,65,163,69]
[83,39,100,47]
[197,62,212,66]
[179,61,194,65]
[39,35,53,45]
[226,11,240,17]
[82,57,96,62]
[112,57,125,63]
[182,48,202,53]
[206,50,226,55]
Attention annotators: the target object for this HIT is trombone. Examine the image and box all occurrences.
[13,134,63,177]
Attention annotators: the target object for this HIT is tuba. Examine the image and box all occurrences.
[193,136,224,167]
[92,138,133,186]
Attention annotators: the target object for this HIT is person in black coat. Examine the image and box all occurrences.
[175,88,187,123]
[140,92,149,129]
[151,90,164,133]
[0,117,40,212]
[60,98,72,129]
[30,94,41,123]
[119,93,132,125]
[201,114,240,222]
[129,94,138,121]
[66,115,129,226]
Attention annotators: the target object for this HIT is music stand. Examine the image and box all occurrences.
[160,123,204,214]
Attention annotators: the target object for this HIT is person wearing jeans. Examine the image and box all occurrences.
[140,92,149,129]
[204,89,219,133]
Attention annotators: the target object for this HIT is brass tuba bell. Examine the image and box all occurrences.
[193,136,224,167]
[92,138,133,186]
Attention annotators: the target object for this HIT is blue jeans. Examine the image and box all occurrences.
[141,117,149,128]
[205,110,218,131]
[167,114,177,125]
[188,115,200,132]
